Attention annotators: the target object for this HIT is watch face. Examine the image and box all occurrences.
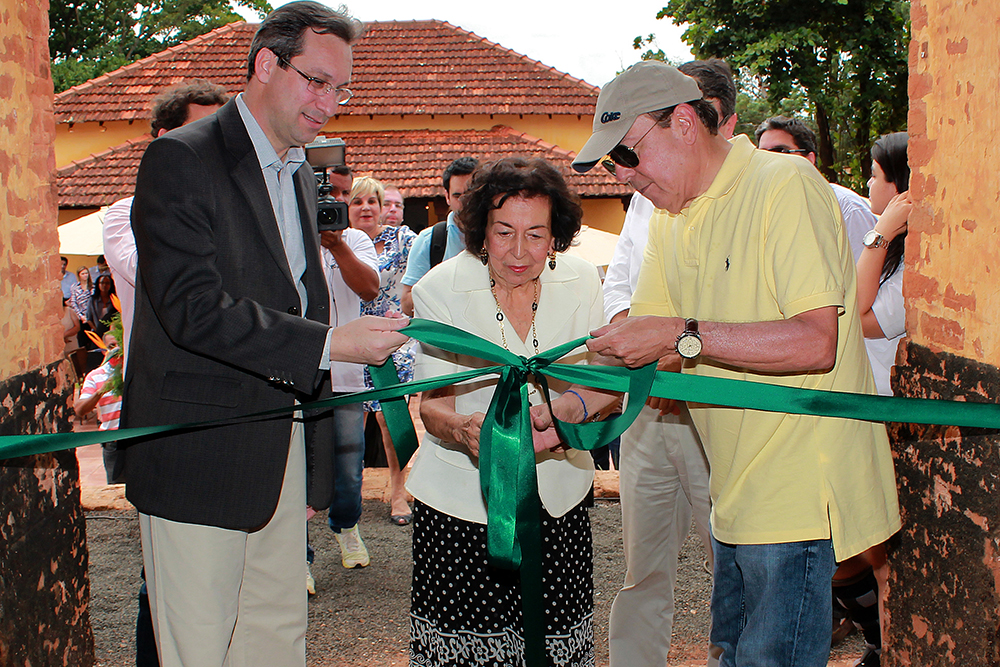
[677,333,702,359]
[863,229,881,248]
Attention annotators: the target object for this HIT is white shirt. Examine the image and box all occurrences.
[602,193,654,321]
[408,252,602,523]
[103,196,136,370]
[866,266,906,396]
[324,228,378,391]
[831,183,878,261]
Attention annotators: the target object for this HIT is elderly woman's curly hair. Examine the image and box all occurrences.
[459,157,583,255]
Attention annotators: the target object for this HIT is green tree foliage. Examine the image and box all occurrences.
[644,0,909,189]
[732,75,811,141]
[49,0,272,93]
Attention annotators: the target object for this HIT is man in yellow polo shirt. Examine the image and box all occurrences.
[572,61,900,667]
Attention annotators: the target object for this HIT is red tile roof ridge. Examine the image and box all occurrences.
[55,22,249,103]
[57,135,151,177]
[440,20,600,92]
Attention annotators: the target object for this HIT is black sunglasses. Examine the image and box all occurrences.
[763,145,811,155]
[601,122,657,175]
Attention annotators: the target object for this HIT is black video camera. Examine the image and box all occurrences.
[304,137,349,232]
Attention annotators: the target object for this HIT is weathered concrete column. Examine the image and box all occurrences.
[884,0,1000,663]
[0,1,96,664]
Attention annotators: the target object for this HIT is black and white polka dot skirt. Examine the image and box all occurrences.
[409,500,594,667]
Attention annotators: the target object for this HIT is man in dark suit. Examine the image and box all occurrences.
[121,3,408,665]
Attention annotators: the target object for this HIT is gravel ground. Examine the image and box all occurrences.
[86,498,863,666]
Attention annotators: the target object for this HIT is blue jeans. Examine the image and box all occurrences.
[710,536,836,667]
[326,403,366,532]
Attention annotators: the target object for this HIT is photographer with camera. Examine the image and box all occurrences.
[303,147,382,588]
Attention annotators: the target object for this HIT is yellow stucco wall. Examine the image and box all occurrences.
[55,113,596,169]
[1,0,63,377]
[323,114,595,157]
[55,120,146,167]
[906,0,1000,363]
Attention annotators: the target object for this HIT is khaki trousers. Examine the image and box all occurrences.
[139,423,307,667]
[609,404,714,667]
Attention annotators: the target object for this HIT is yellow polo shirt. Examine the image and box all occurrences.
[631,135,900,560]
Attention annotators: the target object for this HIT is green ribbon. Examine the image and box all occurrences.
[6,318,1000,666]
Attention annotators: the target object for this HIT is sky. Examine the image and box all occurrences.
[238,1,693,88]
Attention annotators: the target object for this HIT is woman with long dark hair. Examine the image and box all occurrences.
[833,131,910,667]
[857,131,910,395]
[86,273,119,338]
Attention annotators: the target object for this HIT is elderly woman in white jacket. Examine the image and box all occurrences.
[408,157,612,667]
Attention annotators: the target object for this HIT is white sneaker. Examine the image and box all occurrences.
[334,524,370,568]
[306,562,316,595]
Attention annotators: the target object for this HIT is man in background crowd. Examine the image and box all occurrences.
[755,116,877,261]
[400,156,478,313]
[59,256,78,299]
[381,184,405,227]
[104,79,229,371]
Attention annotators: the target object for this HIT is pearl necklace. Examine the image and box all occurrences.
[489,273,539,354]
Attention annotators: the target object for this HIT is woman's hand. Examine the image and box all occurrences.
[646,357,681,415]
[874,191,911,241]
[420,388,485,458]
[528,392,589,454]
[529,403,564,453]
[452,411,485,457]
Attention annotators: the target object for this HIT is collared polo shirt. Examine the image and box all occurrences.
[631,135,900,560]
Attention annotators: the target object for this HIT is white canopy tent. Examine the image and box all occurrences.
[58,207,107,256]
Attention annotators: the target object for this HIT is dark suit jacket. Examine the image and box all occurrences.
[122,99,336,530]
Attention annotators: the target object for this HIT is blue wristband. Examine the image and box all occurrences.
[564,389,588,422]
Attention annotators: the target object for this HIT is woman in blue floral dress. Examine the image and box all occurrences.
[349,177,417,523]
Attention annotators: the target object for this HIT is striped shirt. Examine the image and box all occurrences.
[79,360,122,431]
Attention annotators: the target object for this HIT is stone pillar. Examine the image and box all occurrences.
[884,0,1000,663]
[0,1,96,664]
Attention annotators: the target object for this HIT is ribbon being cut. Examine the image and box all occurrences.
[5,318,1000,667]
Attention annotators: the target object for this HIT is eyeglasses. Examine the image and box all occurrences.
[763,145,810,155]
[278,56,353,105]
[601,122,657,176]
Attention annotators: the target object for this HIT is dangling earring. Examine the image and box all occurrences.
[480,246,489,266]
[548,251,557,270]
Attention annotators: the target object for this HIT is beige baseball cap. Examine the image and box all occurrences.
[572,61,703,173]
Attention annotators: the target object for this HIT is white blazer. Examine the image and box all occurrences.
[408,250,605,524]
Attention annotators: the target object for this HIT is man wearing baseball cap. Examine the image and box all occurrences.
[576,61,900,666]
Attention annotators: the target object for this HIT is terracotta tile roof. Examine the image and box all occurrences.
[336,126,629,199]
[56,126,628,209]
[54,20,599,125]
[54,24,251,125]
[57,136,151,209]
